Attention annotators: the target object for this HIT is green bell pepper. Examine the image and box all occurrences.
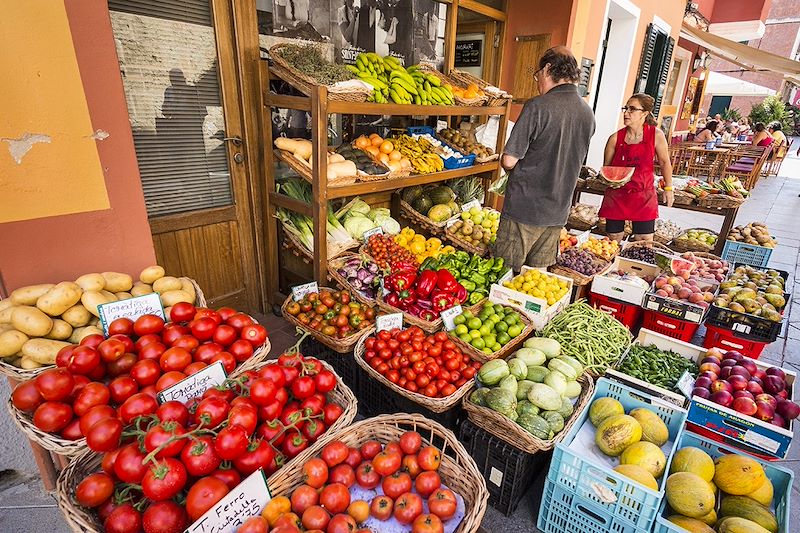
[460,280,477,292]
[467,255,481,270]
[477,257,494,275]
[470,272,487,287]
[491,257,505,272]
[468,292,484,305]
[454,251,470,264]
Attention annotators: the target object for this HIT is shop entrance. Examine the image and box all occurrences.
[108,0,265,311]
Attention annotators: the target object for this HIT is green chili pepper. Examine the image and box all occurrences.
[468,292,484,305]
[460,280,476,292]
[470,273,486,286]
[491,257,505,272]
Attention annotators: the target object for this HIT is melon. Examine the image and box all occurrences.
[629,408,669,446]
[427,204,452,222]
[588,397,624,427]
[665,472,716,518]
[697,509,717,526]
[746,478,774,507]
[719,496,778,533]
[716,517,772,533]
[600,166,634,188]
[713,455,766,495]
[613,464,658,490]
[669,447,715,482]
[428,185,455,205]
[595,414,642,457]
[666,515,716,533]
[620,441,666,478]
[402,185,423,203]
[412,194,433,216]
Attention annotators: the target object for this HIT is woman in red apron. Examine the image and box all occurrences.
[598,93,674,242]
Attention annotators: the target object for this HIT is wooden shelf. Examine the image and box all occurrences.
[326,100,506,116]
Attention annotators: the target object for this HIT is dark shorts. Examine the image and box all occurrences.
[606,219,655,235]
[491,218,560,272]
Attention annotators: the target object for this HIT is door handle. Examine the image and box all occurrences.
[223,136,243,147]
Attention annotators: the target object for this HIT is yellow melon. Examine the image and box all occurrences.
[746,478,774,507]
[669,446,715,482]
[613,464,658,490]
[666,515,715,533]
[619,441,667,478]
[629,407,669,446]
[665,472,716,518]
[589,397,624,426]
[714,455,766,495]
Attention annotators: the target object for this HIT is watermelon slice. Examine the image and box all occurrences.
[600,166,634,189]
[655,252,696,277]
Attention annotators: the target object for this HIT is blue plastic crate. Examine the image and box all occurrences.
[721,239,772,268]
[545,377,688,531]
[406,125,476,169]
[406,125,436,135]
[538,479,650,533]
[653,431,794,533]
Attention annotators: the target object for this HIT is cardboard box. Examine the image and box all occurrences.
[642,276,718,324]
[490,267,573,330]
[591,257,660,306]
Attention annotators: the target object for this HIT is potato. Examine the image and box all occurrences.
[152,276,182,293]
[100,290,118,301]
[102,272,133,293]
[163,306,173,318]
[68,326,103,344]
[62,304,90,327]
[160,289,193,307]
[0,305,15,324]
[180,278,197,304]
[21,338,71,364]
[0,329,28,357]
[140,265,166,284]
[36,281,82,317]
[11,306,53,337]
[115,292,133,300]
[0,299,13,313]
[131,282,154,297]
[75,273,105,292]
[0,323,14,334]
[89,316,100,327]
[10,284,55,305]
[81,291,115,317]
[20,357,43,370]
[45,319,72,340]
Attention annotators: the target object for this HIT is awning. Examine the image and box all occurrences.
[681,23,800,85]
[704,71,776,97]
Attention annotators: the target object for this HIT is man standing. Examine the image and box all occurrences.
[492,46,595,272]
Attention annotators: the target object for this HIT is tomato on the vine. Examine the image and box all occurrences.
[209,467,241,490]
[257,364,286,389]
[214,424,249,460]
[282,431,309,458]
[301,418,326,441]
[119,392,158,424]
[104,503,142,533]
[144,420,186,458]
[313,369,336,393]
[114,443,149,483]
[142,458,187,501]
[180,436,221,477]
[323,403,344,426]
[291,375,316,400]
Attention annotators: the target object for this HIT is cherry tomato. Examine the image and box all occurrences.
[104,503,142,533]
[86,417,123,452]
[301,418,326,442]
[249,378,277,406]
[142,458,187,501]
[256,419,284,446]
[76,473,114,508]
[11,380,42,413]
[35,368,74,401]
[180,436,221,477]
[313,369,336,393]
[282,431,309,458]
[32,401,72,432]
[185,476,230,521]
[323,403,344,426]
[142,500,188,533]
[291,376,316,400]
[228,404,258,435]
[194,396,230,427]
[169,302,196,323]
[155,401,190,426]
[257,364,286,389]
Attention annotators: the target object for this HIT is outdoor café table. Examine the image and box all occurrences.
[686,145,730,181]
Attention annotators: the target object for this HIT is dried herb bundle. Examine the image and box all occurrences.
[278,44,354,85]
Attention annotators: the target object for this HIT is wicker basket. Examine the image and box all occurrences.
[355,328,473,413]
[698,193,745,209]
[376,293,443,334]
[417,65,488,107]
[462,374,594,454]
[356,142,412,179]
[326,254,380,306]
[0,360,54,382]
[280,224,360,263]
[398,197,450,236]
[584,178,608,192]
[447,308,534,363]
[670,228,718,254]
[448,69,512,107]
[230,337,272,377]
[444,226,489,257]
[672,190,696,206]
[619,240,674,264]
[268,414,489,533]
[7,397,87,459]
[269,44,371,102]
[281,288,373,353]
[186,277,207,308]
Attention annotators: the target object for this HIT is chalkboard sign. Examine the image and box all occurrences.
[455,40,482,67]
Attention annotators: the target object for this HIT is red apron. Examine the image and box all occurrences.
[598,124,659,221]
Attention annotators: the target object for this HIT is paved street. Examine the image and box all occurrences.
[1,140,799,532]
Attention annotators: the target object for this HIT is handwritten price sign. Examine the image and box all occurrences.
[157,362,227,404]
[98,294,165,335]
[185,469,271,533]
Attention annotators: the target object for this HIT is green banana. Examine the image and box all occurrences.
[361,77,387,89]
[425,74,441,87]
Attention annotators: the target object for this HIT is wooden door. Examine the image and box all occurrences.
[109,0,262,311]
[512,34,550,101]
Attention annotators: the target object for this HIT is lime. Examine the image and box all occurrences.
[508,324,522,337]
[483,334,497,347]
[507,312,520,323]
[478,324,492,336]
[491,343,502,352]
[467,317,482,330]
[493,304,505,315]
[497,332,511,345]
[471,337,485,350]
[482,347,494,355]
[469,329,482,339]
[454,324,468,336]
[462,311,474,320]
[478,310,491,321]
[488,313,501,324]
[494,320,508,333]
[453,314,466,326]
[458,333,472,343]
[503,315,517,326]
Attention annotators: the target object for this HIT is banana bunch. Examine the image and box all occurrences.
[406,66,455,106]
[348,54,455,105]
[410,153,444,174]
[388,135,444,174]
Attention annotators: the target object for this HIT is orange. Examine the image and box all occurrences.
[365,146,380,156]
[389,150,402,161]
[379,140,394,154]
[386,160,401,171]
[467,83,479,92]
[400,157,411,168]
[369,133,380,139]
[262,496,291,526]
[370,136,384,146]
[347,500,370,524]
[354,136,370,149]
[378,152,390,164]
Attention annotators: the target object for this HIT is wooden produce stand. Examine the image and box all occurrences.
[259,60,511,304]
[571,185,740,256]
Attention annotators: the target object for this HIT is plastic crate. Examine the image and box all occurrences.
[459,419,549,516]
[546,378,688,531]
[641,310,700,342]
[653,431,794,533]
[703,323,769,359]
[406,125,476,169]
[300,338,360,396]
[538,480,650,533]
[589,292,644,331]
[721,239,772,268]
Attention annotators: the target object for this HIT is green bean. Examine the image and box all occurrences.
[619,342,699,391]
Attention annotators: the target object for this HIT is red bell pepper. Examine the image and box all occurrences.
[454,283,467,303]
[419,310,437,321]
[392,261,419,273]
[436,269,458,291]
[386,270,416,292]
[431,290,457,312]
[415,270,438,299]
[385,292,401,308]
[398,289,417,308]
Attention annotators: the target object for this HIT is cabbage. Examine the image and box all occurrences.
[349,199,371,215]
[343,214,375,238]
[380,216,400,235]
[368,207,390,222]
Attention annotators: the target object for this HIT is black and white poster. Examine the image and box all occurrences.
[412,0,445,66]
[333,0,378,64]
[256,0,332,41]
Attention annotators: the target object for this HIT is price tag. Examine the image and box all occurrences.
[676,371,695,399]
[376,312,403,332]
[743,430,780,453]
[185,469,271,533]
[292,281,318,301]
[733,323,752,335]
[461,199,481,212]
[363,226,383,241]
[440,305,463,331]
[157,362,227,404]
[436,120,448,132]
[98,294,165,335]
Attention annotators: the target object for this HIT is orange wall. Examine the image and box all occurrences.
[0,0,155,294]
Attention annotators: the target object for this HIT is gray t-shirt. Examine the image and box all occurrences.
[502,84,595,226]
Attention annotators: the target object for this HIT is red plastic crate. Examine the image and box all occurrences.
[589,292,643,331]
[703,323,768,359]
[641,310,700,342]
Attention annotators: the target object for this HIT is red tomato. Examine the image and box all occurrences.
[417,446,441,471]
[291,484,319,515]
[359,440,382,460]
[80,334,104,349]
[32,401,72,432]
[343,446,362,469]
[329,464,356,488]
[320,483,351,514]
[137,342,166,362]
[249,378,277,406]
[382,471,412,499]
[323,403,344,427]
[394,492,423,525]
[372,451,401,477]
[130,359,161,387]
[134,314,165,336]
[282,431,309,458]
[228,404,258,435]
[184,361,208,375]
[87,361,107,382]
[355,461,381,489]
[161,324,190,346]
[107,318,134,338]
[107,352,138,378]
[134,334,160,351]
[194,308,222,325]
[73,382,111,416]
[210,351,236,374]
[411,513,444,533]
[302,457,329,489]
[291,376,316,400]
[257,364,286,389]
[402,454,421,479]
[144,420,186,458]
[194,396,230,427]
[194,343,223,364]
[212,324,238,346]
[60,418,83,440]
[185,476,230,521]
[228,340,254,363]
[236,516,269,533]
[171,335,200,353]
[11,380,42,413]
[76,473,114,508]
[301,505,330,531]
[79,404,116,435]
[255,419,284,446]
[327,513,357,533]
[55,345,74,367]
[96,338,125,363]
[214,424,249,461]
[321,441,349,468]
[119,392,158,424]
[35,368,74,401]
[156,401,190,426]
[240,324,267,347]
[190,317,217,341]
[180,436,221,477]
[400,431,422,455]
[156,371,187,392]
[226,313,254,331]
[86,417,123,452]
[169,302,196,323]
[370,495,393,521]
[209,467,241,490]
[313,369,336,394]
[142,458,187,501]
[142,500,188,533]
[104,503,142,533]
[114,443,149,483]
[427,488,457,520]
[414,471,441,498]
[159,347,192,372]
[109,332,134,352]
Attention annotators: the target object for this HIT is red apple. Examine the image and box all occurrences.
[725,351,744,362]
[756,394,778,409]
[711,380,733,394]
[729,366,751,381]
[770,412,786,428]
[699,371,718,382]
[746,381,764,395]
[695,376,714,390]
[733,390,754,400]
[766,367,786,381]
[727,375,748,391]
[692,387,712,400]
[764,376,785,395]
[739,359,758,376]
[732,396,758,416]
[699,362,721,375]
[755,400,775,421]
[776,399,800,421]
[711,390,734,407]
[720,367,733,380]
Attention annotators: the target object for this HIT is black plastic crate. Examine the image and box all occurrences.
[300,338,360,396]
[459,419,551,516]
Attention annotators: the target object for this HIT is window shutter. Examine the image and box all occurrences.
[109,1,233,218]
[653,36,675,117]
[636,24,658,94]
